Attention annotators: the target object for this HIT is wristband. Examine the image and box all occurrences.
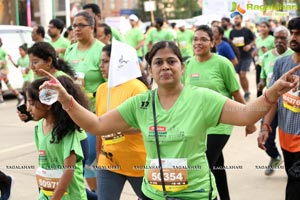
[62,96,74,111]
[261,123,272,133]
[263,90,277,105]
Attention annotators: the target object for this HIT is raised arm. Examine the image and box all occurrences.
[220,65,299,126]
[39,70,131,136]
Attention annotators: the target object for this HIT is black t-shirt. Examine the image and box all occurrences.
[230,27,254,59]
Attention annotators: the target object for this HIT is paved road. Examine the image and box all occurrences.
[0,69,286,199]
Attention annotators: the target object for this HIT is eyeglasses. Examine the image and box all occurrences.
[29,60,46,67]
[72,24,91,30]
[193,37,211,43]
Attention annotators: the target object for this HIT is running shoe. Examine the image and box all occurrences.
[244,92,251,102]
[265,155,283,176]
[0,175,13,200]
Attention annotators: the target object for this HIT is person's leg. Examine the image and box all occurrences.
[255,64,262,97]
[127,176,143,198]
[282,149,300,200]
[213,153,230,200]
[264,113,282,176]
[141,192,153,200]
[3,76,24,105]
[85,133,97,192]
[0,171,12,199]
[0,79,4,103]
[206,134,230,200]
[96,169,126,200]
[238,58,252,101]
[265,112,280,159]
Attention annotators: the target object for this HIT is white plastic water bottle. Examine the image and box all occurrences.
[39,88,58,105]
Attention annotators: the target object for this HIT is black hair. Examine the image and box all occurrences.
[36,25,45,38]
[221,17,230,23]
[49,18,65,33]
[145,41,183,65]
[288,17,300,30]
[63,26,73,38]
[19,43,28,52]
[170,22,176,29]
[155,17,164,27]
[27,76,89,143]
[97,23,112,37]
[28,42,75,79]
[195,25,214,42]
[260,21,271,29]
[83,3,101,15]
[102,44,112,57]
[74,11,95,28]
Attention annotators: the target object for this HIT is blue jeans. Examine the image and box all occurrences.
[264,112,280,159]
[96,169,143,200]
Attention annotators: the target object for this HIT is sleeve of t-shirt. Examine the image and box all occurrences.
[117,96,140,129]
[201,88,228,128]
[220,57,240,93]
[260,54,267,79]
[63,130,84,163]
[247,29,255,43]
[223,42,236,60]
[269,58,282,87]
[131,80,148,96]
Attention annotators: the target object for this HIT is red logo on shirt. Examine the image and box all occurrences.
[190,73,200,78]
[39,150,46,156]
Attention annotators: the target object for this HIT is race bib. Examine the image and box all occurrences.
[36,167,66,196]
[232,36,245,47]
[102,132,125,145]
[179,41,187,49]
[282,90,300,113]
[147,158,188,192]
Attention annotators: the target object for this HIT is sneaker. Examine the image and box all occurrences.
[244,92,251,102]
[0,175,13,200]
[265,155,283,176]
[0,94,4,104]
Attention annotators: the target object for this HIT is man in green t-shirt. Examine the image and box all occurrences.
[176,21,194,60]
[83,3,125,42]
[48,19,71,58]
[96,23,112,45]
[125,14,144,59]
[147,17,174,51]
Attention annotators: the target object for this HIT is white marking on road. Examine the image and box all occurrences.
[0,142,35,154]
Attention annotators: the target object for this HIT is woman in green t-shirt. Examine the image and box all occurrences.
[38,41,299,200]
[184,25,256,200]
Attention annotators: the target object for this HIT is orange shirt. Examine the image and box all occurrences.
[95,79,147,176]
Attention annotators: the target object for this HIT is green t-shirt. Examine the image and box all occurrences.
[255,35,274,65]
[147,28,174,45]
[35,120,87,200]
[125,27,144,57]
[224,28,232,39]
[64,40,105,111]
[111,27,125,42]
[176,29,194,57]
[0,47,7,69]
[50,36,71,58]
[183,54,240,135]
[260,48,293,88]
[118,86,227,199]
[17,55,33,82]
